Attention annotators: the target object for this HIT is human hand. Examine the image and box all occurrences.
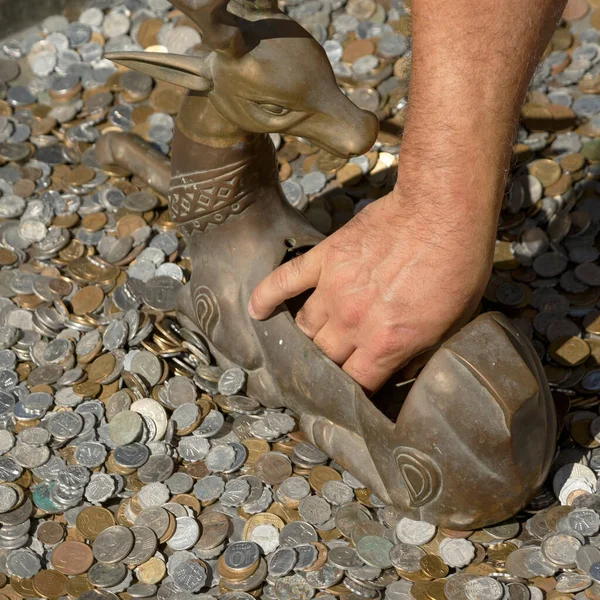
[248,184,496,393]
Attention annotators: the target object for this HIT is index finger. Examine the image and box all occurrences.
[248,250,321,320]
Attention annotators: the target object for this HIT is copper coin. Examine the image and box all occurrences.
[37,521,64,545]
[50,541,94,575]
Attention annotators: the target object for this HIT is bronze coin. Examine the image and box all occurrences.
[37,521,64,545]
[50,541,94,575]
[32,570,67,599]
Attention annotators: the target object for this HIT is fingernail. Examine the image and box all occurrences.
[247,300,258,319]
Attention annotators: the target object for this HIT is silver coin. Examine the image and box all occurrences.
[167,516,200,550]
[93,525,135,563]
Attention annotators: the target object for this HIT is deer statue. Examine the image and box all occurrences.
[106,0,556,529]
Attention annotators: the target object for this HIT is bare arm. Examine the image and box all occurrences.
[399,0,566,237]
[250,0,567,392]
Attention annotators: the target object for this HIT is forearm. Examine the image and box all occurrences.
[397,0,566,220]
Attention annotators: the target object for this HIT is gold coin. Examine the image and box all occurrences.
[81,212,108,232]
[12,179,36,198]
[116,214,147,238]
[138,557,167,584]
[217,554,259,581]
[426,580,447,600]
[355,487,375,507]
[342,38,376,63]
[32,570,67,599]
[242,513,285,540]
[73,381,101,398]
[137,18,163,47]
[241,439,270,465]
[592,9,600,29]
[308,465,342,493]
[487,541,517,563]
[172,493,201,514]
[0,248,18,266]
[544,172,572,197]
[150,84,184,115]
[87,353,117,383]
[549,336,591,367]
[527,158,562,187]
[336,162,363,186]
[65,574,92,598]
[419,554,449,579]
[76,506,115,540]
[410,581,432,600]
[10,578,36,599]
[267,502,300,523]
[65,165,95,186]
[559,152,585,172]
[551,27,573,50]
[71,285,104,315]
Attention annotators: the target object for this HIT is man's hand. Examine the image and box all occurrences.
[249,185,493,392]
[250,0,565,392]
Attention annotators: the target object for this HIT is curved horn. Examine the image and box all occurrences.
[169,0,244,54]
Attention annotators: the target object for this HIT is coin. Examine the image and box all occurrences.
[76,506,115,540]
[50,541,94,575]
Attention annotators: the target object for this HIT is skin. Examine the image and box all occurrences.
[249,0,568,393]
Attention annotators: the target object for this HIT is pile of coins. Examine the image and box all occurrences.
[0,0,599,598]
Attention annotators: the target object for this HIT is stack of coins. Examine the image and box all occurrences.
[0,0,600,598]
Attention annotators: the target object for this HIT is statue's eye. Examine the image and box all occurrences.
[258,103,290,116]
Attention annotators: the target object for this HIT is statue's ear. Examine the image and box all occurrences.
[106,52,212,91]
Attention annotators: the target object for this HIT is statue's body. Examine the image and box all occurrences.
[107,0,556,529]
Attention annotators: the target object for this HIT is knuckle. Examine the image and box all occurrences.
[295,307,314,332]
[369,329,406,361]
[313,334,334,356]
[338,303,363,329]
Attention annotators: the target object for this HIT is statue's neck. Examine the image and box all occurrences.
[168,114,279,235]
[176,91,247,147]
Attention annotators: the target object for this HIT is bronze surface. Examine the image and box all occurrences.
[105,0,557,528]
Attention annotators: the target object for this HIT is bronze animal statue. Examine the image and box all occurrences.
[105,0,556,529]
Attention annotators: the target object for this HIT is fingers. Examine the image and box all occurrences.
[295,292,327,339]
[248,250,321,320]
[313,323,355,365]
[343,348,402,394]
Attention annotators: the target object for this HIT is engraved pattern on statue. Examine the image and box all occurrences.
[394,446,442,507]
[169,158,259,233]
[193,285,221,337]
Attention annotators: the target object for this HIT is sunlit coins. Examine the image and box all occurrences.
[50,540,93,575]
[75,506,115,540]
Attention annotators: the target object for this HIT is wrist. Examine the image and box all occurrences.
[392,133,510,221]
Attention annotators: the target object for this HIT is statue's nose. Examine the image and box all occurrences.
[295,94,380,158]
